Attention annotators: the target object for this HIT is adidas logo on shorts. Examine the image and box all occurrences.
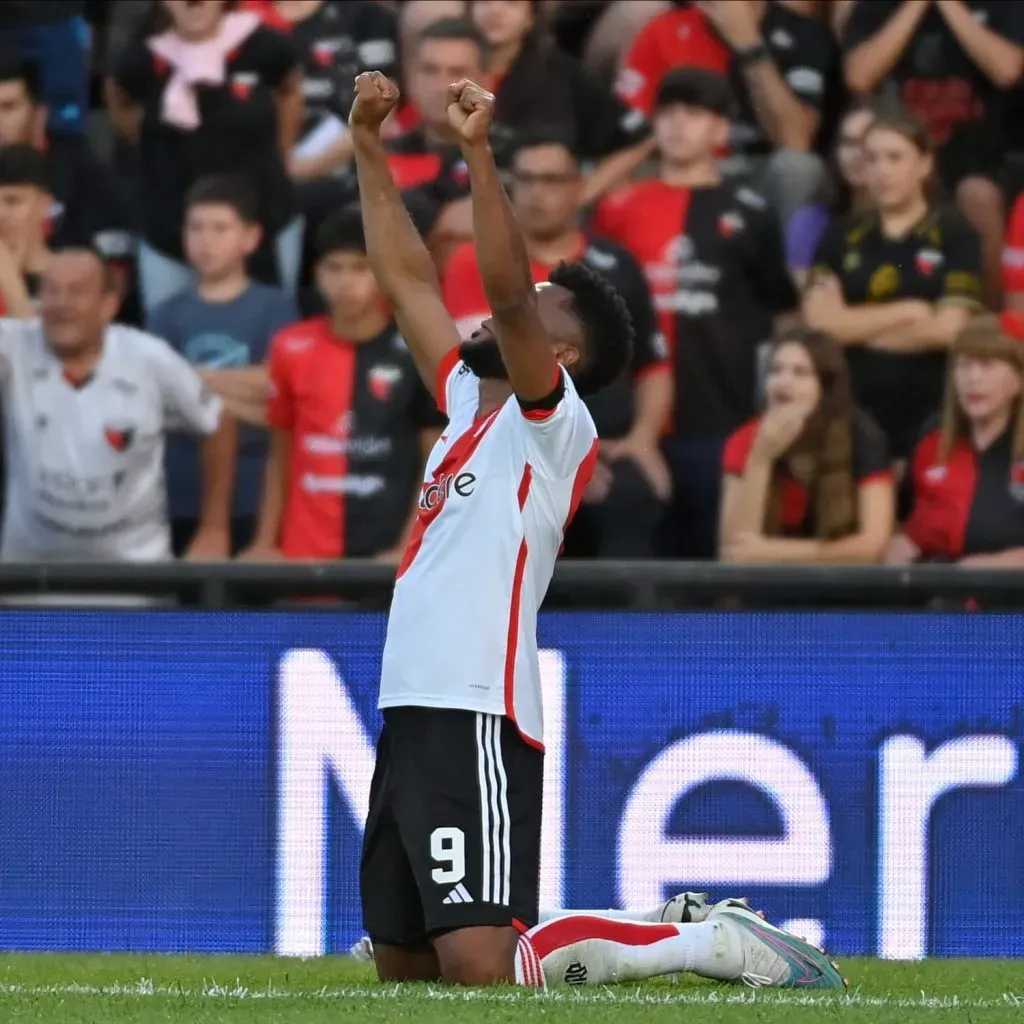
[442,883,474,905]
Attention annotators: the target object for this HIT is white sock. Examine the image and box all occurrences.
[516,915,730,988]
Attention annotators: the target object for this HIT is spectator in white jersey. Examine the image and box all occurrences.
[0,248,227,563]
[147,175,298,557]
[350,70,843,993]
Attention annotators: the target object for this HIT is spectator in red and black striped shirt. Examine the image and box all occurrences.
[390,0,467,137]
[385,18,488,264]
[719,328,895,564]
[886,313,1024,568]
[616,0,831,226]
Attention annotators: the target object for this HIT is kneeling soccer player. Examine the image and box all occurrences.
[348,68,846,991]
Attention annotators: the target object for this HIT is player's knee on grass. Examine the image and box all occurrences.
[433,925,520,985]
[373,943,441,982]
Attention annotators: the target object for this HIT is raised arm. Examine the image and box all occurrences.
[348,71,460,393]
[843,0,931,94]
[935,0,1024,89]
[447,79,557,402]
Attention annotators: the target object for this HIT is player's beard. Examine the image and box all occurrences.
[458,335,509,381]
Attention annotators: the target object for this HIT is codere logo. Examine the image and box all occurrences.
[418,471,476,513]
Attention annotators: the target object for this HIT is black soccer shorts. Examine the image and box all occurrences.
[360,706,544,948]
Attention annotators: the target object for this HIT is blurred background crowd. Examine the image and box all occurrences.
[3,0,1024,570]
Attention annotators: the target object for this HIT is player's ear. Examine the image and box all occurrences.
[555,342,580,371]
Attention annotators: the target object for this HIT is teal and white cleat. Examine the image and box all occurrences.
[706,899,847,989]
[658,891,712,923]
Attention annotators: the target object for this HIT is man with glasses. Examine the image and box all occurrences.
[441,131,673,557]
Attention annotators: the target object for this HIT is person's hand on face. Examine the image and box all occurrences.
[751,403,812,462]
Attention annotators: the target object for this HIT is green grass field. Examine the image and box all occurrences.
[1,954,1023,1023]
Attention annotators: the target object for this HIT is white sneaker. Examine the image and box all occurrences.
[706,899,847,989]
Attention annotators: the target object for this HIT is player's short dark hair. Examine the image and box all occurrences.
[0,49,42,104]
[184,174,260,224]
[417,18,491,68]
[654,67,731,117]
[315,204,366,258]
[0,144,50,191]
[549,260,634,396]
[510,129,579,167]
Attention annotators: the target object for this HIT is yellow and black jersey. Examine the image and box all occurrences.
[810,206,982,307]
[809,205,982,457]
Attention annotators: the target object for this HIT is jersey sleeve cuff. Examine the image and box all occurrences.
[435,347,461,415]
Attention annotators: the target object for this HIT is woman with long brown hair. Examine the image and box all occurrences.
[719,328,895,564]
[886,313,1024,567]
[803,106,983,462]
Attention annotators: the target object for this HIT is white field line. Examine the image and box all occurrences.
[0,980,1021,1010]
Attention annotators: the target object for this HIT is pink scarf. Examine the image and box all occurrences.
[147,11,262,131]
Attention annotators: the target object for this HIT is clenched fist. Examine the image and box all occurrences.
[349,70,399,131]
[446,79,495,146]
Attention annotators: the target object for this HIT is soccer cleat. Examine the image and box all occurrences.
[658,892,712,923]
[707,899,847,989]
[349,935,375,962]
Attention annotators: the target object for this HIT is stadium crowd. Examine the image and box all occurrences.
[1,0,1024,568]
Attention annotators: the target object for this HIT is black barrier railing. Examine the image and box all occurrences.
[0,560,1022,608]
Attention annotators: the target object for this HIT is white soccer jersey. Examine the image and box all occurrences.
[0,318,222,562]
[378,350,599,749]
